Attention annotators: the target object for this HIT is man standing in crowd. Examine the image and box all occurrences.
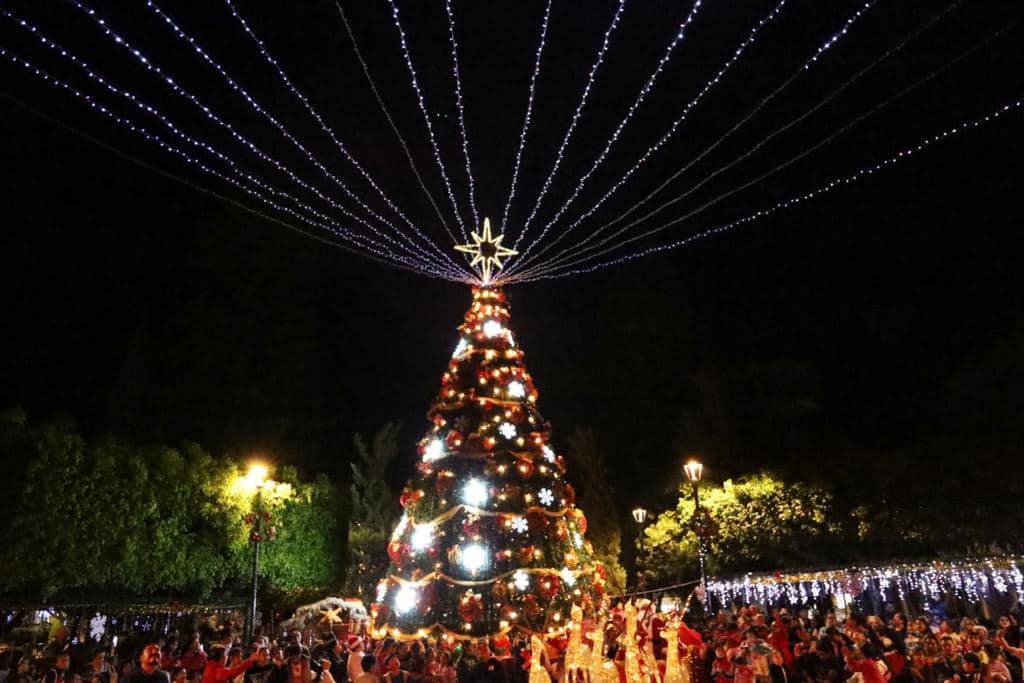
[122,645,169,683]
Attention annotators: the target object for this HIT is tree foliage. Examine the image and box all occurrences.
[639,473,842,586]
[565,427,628,593]
[344,423,401,601]
[0,415,341,600]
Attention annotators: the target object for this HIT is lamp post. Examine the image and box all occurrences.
[245,463,268,643]
[683,459,707,597]
[632,507,648,588]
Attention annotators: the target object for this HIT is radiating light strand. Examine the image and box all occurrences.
[0,44,465,279]
[334,1,459,248]
[509,0,705,270]
[224,0,466,275]
[387,0,469,239]
[499,0,553,234]
[514,0,966,280]
[141,0,453,272]
[509,0,628,252]
[444,0,480,230]
[506,95,1023,283]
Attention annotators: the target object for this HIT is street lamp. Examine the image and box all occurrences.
[683,459,707,597]
[245,462,268,643]
[632,507,649,588]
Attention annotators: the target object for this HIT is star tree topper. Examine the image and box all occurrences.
[455,217,517,285]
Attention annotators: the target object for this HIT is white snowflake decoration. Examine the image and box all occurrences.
[462,478,489,507]
[453,415,471,433]
[538,488,555,506]
[511,516,529,533]
[482,320,503,338]
[499,422,517,439]
[513,570,530,591]
[507,381,526,398]
[89,614,107,642]
[423,438,446,462]
[542,445,557,463]
[561,567,577,587]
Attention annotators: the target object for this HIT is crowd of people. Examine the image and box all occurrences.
[2,607,1023,683]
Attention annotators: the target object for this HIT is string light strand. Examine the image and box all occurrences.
[443,0,480,230]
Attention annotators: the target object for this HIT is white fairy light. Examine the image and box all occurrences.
[512,96,1023,283]
[538,488,555,506]
[542,445,556,463]
[507,381,526,398]
[223,0,464,274]
[499,422,518,439]
[443,0,479,229]
[460,544,488,574]
[394,585,419,615]
[423,438,446,462]
[482,320,503,338]
[513,570,531,591]
[500,0,552,233]
[387,0,469,238]
[452,339,469,358]
[511,517,529,534]
[376,582,389,602]
[510,0,628,252]
[573,531,584,548]
[410,524,434,552]
[462,478,489,507]
[512,0,706,267]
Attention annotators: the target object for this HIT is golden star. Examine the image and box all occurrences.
[455,217,518,285]
[319,606,344,625]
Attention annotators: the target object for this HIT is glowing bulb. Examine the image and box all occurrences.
[453,339,469,358]
[461,544,488,573]
[542,445,556,462]
[507,381,525,398]
[513,570,530,591]
[499,422,517,439]
[573,531,583,548]
[394,585,418,615]
[411,524,434,551]
[561,567,576,586]
[462,478,489,507]
[482,320,502,338]
[424,438,446,462]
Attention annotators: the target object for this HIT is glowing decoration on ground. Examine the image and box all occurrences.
[460,543,489,574]
[455,217,518,285]
[394,585,419,615]
[511,516,529,533]
[423,438,447,462]
[410,524,434,552]
[513,570,531,591]
[499,422,518,439]
[507,380,526,398]
[462,478,489,507]
[561,567,577,586]
[538,488,555,506]
[89,614,107,641]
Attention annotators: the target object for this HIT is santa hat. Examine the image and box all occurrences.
[347,635,363,650]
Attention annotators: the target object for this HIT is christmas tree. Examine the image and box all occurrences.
[373,285,607,639]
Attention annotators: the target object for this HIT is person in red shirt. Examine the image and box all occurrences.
[202,645,256,683]
[844,643,888,683]
[179,637,208,676]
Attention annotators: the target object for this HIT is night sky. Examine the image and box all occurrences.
[1,0,1021,514]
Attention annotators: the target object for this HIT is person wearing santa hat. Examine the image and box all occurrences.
[346,637,365,683]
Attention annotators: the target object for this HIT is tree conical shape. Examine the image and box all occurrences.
[373,286,607,639]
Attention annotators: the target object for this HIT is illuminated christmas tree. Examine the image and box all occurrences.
[372,282,607,639]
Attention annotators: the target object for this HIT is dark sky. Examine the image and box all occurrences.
[0,1,1021,511]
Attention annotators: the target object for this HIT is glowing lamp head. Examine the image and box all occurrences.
[394,585,418,615]
[461,544,488,574]
[245,463,268,489]
[462,478,489,507]
[632,507,648,524]
[684,459,704,483]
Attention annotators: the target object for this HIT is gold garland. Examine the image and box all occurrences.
[387,564,595,588]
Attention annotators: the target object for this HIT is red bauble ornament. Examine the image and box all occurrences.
[462,517,482,537]
[576,511,588,534]
[399,489,412,508]
[539,575,561,598]
[555,521,569,541]
[556,455,567,473]
[518,546,536,564]
[387,539,404,562]
[516,458,535,478]
[458,592,484,623]
[446,430,463,448]
[521,594,542,619]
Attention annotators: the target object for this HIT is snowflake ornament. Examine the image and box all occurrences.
[511,516,529,533]
[542,445,557,463]
[453,415,472,433]
[507,381,526,398]
[538,488,555,506]
[513,570,530,591]
[89,614,107,641]
[499,422,517,439]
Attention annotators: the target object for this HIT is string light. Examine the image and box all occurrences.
[394,585,419,615]
[142,0,451,272]
[462,478,489,507]
[520,2,973,279]
[410,524,435,552]
[460,544,488,574]
[482,320,503,338]
[511,0,706,267]
[510,0,628,252]
[0,46,449,280]
[511,95,1023,282]
[0,9,460,280]
[507,381,526,398]
[502,0,790,279]
[423,439,446,462]
[443,0,479,230]
[387,0,469,239]
[333,1,457,247]
[223,0,465,275]
[499,0,552,234]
